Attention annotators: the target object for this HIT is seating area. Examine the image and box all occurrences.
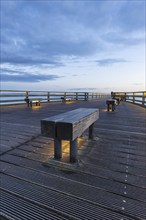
[24,98,42,107]
[61,97,72,103]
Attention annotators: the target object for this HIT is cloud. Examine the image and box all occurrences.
[1,68,62,82]
[1,54,64,67]
[69,88,96,91]
[96,58,128,66]
[132,83,143,86]
[1,1,145,65]
[102,33,145,47]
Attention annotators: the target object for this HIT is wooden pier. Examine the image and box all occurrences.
[0,98,146,220]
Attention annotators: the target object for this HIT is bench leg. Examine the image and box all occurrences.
[112,105,115,111]
[107,104,109,111]
[89,123,94,140]
[54,138,62,159]
[70,139,78,163]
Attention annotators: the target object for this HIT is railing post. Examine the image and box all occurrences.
[47,92,50,102]
[64,92,66,100]
[87,92,89,101]
[84,92,88,101]
[76,92,78,101]
[124,93,126,102]
[25,91,29,107]
[133,92,135,103]
[26,91,29,99]
[142,92,145,106]
[96,94,97,99]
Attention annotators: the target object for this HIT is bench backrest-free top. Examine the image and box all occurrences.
[41,108,99,140]
[57,108,99,140]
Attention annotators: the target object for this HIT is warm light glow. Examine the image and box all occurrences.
[61,137,84,154]
[66,101,74,104]
[32,106,41,110]
[32,100,39,103]
[101,109,107,112]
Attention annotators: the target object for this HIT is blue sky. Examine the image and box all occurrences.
[1,0,145,93]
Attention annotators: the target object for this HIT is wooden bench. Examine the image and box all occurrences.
[41,108,99,162]
[61,97,72,103]
[106,99,116,111]
[114,97,120,105]
[24,98,42,107]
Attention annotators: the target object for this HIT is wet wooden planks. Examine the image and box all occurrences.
[0,100,146,220]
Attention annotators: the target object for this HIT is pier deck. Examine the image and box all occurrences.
[0,99,146,220]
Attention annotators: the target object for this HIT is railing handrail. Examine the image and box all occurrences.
[112,91,146,108]
[0,90,109,106]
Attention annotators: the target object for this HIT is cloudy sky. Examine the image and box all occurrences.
[1,0,145,92]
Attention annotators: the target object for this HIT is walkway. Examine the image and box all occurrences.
[0,99,146,220]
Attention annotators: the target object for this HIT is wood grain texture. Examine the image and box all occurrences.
[41,108,99,139]
[57,108,99,140]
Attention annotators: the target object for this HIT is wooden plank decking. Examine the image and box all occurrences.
[0,99,146,220]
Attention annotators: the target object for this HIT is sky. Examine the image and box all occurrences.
[0,0,145,93]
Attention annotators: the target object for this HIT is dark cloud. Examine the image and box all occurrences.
[96,58,128,66]
[1,1,145,66]
[102,34,144,47]
[117,1,145,32]
[1,69,62,82]
[1,54,64,67]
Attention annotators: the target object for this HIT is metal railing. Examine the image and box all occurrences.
[0,90,109,105]
[112,91,146,108]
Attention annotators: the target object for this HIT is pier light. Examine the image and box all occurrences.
[32,105,41,110]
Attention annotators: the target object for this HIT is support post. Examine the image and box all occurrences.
[64,92,66,101]
[87,92,89,101]
[47,92,50,102]
[25,91,29,107]
[142,92,145,106]
[54,138,62,159]
[70,139,78,163]
[76,92,78,101]
[133,92,135,103]
[92,93,93,100]
[124,93,126,102]
[89,123,94,140]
